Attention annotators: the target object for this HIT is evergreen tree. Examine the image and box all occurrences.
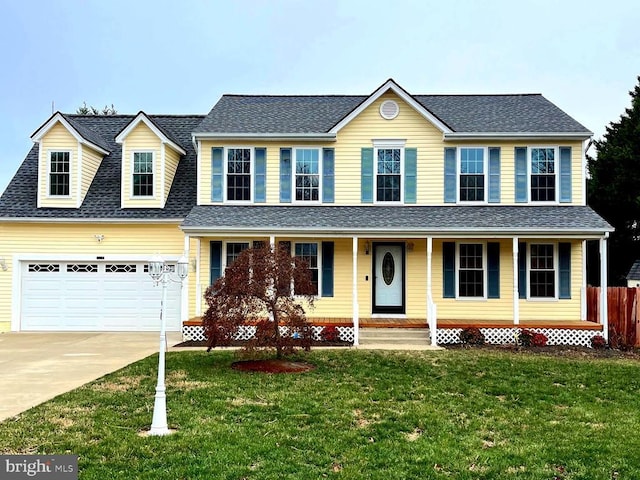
[76,102,117,115]
[588,76,640,285]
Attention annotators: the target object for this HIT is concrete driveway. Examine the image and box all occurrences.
[0,331,183,422]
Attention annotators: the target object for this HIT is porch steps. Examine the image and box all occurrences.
[358,327,431,347]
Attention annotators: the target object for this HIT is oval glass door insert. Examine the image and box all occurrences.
[382,252,395,285]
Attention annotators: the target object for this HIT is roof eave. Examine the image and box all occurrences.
[0,217,185,224]
[444,132,593,141]
[192,132,337,142]
[30,112,111,155]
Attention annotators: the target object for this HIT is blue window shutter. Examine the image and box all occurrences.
[518,242,527,299]
[487,242,500,298]
[322,148,335,203]
[559,147,572,203]
[515,147,528,203]
[321,241,334,297]
[404,147,417,204]
[444,147,457,203]
[210,241,222,285]
[559,242,571,299]
[280,148,292,203]
[488,147,501,203]
[211,147,223,202]
[443,242,455,298]
[254,147,266,203]
[361,148,374,203]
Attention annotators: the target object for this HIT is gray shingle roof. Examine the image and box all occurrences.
[61,114,111,152]
[626,260,640,280]
[193,93,591,135]
[181,205,612,235]
[0,115,204,219]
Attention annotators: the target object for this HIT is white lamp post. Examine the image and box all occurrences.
[147,253,188,436]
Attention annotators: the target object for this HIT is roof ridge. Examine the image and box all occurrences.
[67,113,205,118]
[222,94,367,98]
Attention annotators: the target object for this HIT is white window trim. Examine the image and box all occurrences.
[373,140,405,204]
[457,146,488,205]
[224,146,254,204]
[526,242,559,301]
[528,146,559,205]
[46,149,72,198]
[455,242,487,300]
[130,151,156,199]
[292,147,322,205]
[293,241,322,298]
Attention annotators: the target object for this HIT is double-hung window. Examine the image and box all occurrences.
[294,148,320,202]
[530,147,556,202]
[459,148,485,202]
[529,244,555,298]
[294,242,318,295]
[458,243,484,298]
[133,152,153,197]
[375,147,403,202]
[225,242,250,269]
[227,148,252,201]
[49,151,70,196]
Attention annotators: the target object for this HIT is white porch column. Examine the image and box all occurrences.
[426,237,436,346]
[512,237,520,325]
[195,238,202,316]
[182,235,190,322]
[270,235,275,248]
[581,240,587,321]
[352,236,359,346]
[600,234,609,341]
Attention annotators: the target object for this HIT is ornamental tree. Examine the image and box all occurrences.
[203,243,316,358]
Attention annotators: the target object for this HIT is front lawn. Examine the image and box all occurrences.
[1,349,639,479]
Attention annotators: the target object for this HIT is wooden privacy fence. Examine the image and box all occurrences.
[587,287,640,347]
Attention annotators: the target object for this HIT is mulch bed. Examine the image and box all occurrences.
[174,340,350,348]
[231,359,315,373]
[444,343,640,359]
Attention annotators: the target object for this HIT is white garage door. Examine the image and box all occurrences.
[21,261,182,331]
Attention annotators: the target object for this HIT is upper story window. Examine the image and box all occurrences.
[49,151,70,196]
[295,148,320,202]
[227,148,252,201]
[530,147,556,202]
[132,152,154,197]
[375,147,403,202]
[459,148,485,202]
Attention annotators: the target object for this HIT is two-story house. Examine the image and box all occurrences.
[0,79,612,346]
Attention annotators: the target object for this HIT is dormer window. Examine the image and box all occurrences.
[49,151,70,196]
[132,152,154,197]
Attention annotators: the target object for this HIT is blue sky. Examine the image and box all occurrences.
[0,0,638,194]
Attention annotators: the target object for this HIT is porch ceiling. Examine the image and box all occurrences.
[181,205,612,237]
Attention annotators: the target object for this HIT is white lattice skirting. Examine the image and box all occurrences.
[182,325,355,344]
[437,327,602,347]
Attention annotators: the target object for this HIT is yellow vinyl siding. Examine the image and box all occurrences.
[80,145,104,201]
[38,122,78,208]
[121,123,162,208]
[164,146,181,206]
[0,222,184,332]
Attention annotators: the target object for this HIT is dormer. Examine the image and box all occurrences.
[115,112,186,208]
[31,112,110,208]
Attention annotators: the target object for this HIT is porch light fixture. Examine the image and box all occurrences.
[94,234,105,243]
[0,257,7,271]
[146,253,188,436]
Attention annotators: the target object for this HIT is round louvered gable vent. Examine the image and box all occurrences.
[380,100,399,120]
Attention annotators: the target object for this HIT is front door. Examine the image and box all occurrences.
[373,243,405,314]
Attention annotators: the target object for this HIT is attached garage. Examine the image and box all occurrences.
[20,260,182,331]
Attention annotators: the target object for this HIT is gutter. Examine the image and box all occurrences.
[192,132,336,142]
[444,132,593,141]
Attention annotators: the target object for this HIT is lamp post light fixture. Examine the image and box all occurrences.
[147,253,188,436]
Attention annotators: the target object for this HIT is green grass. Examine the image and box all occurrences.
[1,349,639,479]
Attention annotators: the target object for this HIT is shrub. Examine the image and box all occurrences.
[531,332,548,347]
[518,329,535,347]
[591,334,607,349]
[320,325,340,342]
[460,327,485,345]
